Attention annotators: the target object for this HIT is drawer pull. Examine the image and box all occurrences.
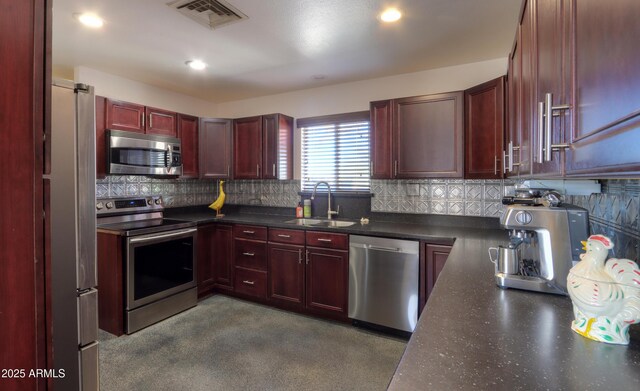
[277,234,291,238]
[242,252,255,257]
[242,280,255,286]
[242,230,255,234]
[298,249,302,264]
[317,238,332,242]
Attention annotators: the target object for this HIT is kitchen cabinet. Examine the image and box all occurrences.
[464,76,506,179]
[105,98,177,137]
[199,117,232,179]
[370,92,463,179]
[268,228,305,310]
[97,232,125,336]
[197,223,233,298]
[233,224,268,300]
[305,231,349,319]
[419,243,452,316]
[233,114,293,180]
[178,114,199,178]
[565,0,640,176]
[506,33,522,178]
[518,0,534,177]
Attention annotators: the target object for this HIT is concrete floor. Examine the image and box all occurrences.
[99,295,406,391]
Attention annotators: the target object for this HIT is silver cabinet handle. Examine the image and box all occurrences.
[298,249,302,264]
[272,163,276,177]
[317,238,332,242]
[537,101,545,163]
[256,164,260,177]
[494,155,498,175]
[242,230,255,234]
[502,149,508,174]
[242,252,255,257]
[277,234,291,238]
[394,160,398,177]
[541,93,572,162]
[305,249,309,265]
[141,112,145,128]
[149,114,153,129]
[242,280,255,286]
[227,165,230,177]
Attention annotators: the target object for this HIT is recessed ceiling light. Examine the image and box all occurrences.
[186,60,207,71]
[74,13,104,28]
[380,8,402,23]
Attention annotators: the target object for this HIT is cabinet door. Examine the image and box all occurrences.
[518,0,534,177]
[532,0,571,176]
[262,114,294,180]
[178,114,199,178]
[233,116,263,179]
[370,100,394,179]
[95,96,107,179]
[393,92,464,178]
[145,106,177,137]
[199,118,232,179]
[566,0,640,175]
[105,99,145,133]
[305,247,348,318]
[268,243,304,309]
[197,224,216,297]
[419,243,452,315]
[507,32,522,178]
[464,77,505,179]
[213,224,234,290]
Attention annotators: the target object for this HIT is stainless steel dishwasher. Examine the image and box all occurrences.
[348,235,419,332]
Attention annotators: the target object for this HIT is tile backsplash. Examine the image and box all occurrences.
[370,179,515,217]
[96,176,216,207]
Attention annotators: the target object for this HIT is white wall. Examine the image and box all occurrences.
[74,66,216,117]
[215,58,507,119]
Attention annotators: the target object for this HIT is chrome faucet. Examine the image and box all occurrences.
[311,181,339,219]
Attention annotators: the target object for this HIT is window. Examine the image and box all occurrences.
[300,111,370,192]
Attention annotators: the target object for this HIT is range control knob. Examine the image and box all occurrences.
[154,198,162,205]
[515,211,533,225]
[147,199,154,206]
[106,201,114,209]
[96,202,104,210]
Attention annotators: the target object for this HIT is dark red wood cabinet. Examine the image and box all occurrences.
[145,106,177,137]
[178,114,199,178]
[233,224,268,300]
[199,117,232,179]
[370,92,464,179]
[197,224,233,298]
[233,113,293,180]
[96,96,108,179]
[305,246,349,319]
[104,98,177,137]
[464,76,506,179]
[97,232,125,336]
[506,34,522,178]
[419,243,452,315]
[268,242,305,310]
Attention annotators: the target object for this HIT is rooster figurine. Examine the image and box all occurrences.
[567,234,640,344]
[208,180,226,218]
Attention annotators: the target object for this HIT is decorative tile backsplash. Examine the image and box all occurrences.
[223,180,301,207]
[568,179,640,261]
[370,179,516,217]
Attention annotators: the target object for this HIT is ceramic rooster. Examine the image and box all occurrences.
[208,180,225,218]
[567,234,640,344]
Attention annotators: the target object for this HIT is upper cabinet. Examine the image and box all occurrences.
[370,92,464,179]
[233,114,293,180]
[565,0,640,176]
[199,117,232,179]
[178,114,199,178]
[105,98,177,137]
[508,0,640,178]
[464,76,506,179]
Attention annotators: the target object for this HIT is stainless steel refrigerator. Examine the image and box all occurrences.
[50,80,99,390]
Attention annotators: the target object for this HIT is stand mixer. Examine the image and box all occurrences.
[491,190,589,295]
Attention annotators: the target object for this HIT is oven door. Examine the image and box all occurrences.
[126,228,197,310]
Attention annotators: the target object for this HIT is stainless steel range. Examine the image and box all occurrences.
[97,195,197,334]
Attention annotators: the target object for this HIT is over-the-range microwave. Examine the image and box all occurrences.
[106,129,182,176]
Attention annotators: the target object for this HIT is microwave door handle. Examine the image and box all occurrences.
[165,145,172,173]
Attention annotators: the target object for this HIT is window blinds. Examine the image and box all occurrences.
[301,118,370,192]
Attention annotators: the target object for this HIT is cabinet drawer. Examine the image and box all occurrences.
[268,228,305,245]
[234,239,267,270]
[233,224,267,241]
[234,267,267,299]
[306,231,348,250]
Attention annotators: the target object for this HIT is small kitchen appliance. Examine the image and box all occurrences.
[493,190,589,295]
[107,129,183,176]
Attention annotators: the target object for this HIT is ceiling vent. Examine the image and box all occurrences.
[167,0,248,30]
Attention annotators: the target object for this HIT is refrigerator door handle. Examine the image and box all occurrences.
[78,288,98,346]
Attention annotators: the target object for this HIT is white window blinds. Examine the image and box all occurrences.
[300,112,370,192]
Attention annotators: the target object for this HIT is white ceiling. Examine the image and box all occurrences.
[52,0,521,103]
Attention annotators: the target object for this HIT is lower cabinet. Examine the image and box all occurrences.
[233,224,268,301]
[305,245,349,319]
[268,242,305,309]
[197,224,233,298]
[419,242,452,315]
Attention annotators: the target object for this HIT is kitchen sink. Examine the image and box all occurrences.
[283,218,356,228]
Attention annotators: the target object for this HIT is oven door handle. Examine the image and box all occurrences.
[129,228,197,244]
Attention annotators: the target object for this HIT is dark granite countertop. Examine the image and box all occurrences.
[166,206,640,389]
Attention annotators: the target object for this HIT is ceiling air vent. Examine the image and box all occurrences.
[167,0,248,30]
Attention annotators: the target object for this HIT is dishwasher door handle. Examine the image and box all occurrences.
[367,245,401,252]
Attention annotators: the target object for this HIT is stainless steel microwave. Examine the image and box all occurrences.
[107,130,182,176]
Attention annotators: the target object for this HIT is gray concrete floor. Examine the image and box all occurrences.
[99,295,406,391]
